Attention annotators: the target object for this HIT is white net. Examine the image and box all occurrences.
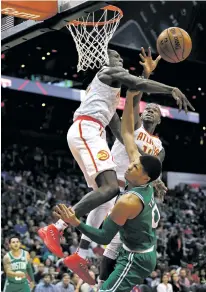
[66,6,123,72]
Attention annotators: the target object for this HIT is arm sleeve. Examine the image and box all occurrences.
[77,215,121,245]
[26,262,35,282]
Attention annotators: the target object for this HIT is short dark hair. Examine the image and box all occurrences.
[140,155,162,182]
[9,235,21,243]
[43,273,52,280]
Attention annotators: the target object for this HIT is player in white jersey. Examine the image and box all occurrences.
[38,48,194,284]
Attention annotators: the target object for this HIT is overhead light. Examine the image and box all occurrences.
[203,126,206,130]
[64,72,68,76]
[200,138,204,145]
[42,103,46,107]
[21,64,25,68]
[42,56,46,60]
[52,49,57,53]
[47,52,50,56]
[129,67,136,71]
[72,74,78,78]
[192,95,196,99]
[198,87,201,91]
[36,46,42,50]
[201,92,205,96]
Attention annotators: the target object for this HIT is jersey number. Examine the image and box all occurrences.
[15,271,22,281]
[152,204,160,229]
[143,145,153,155]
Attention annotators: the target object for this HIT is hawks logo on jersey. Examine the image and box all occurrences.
[97,150,109,161]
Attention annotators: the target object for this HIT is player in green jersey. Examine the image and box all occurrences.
[3,236,35,292]
[53,90,162,292]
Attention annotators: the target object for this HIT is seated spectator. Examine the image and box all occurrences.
[93,244,104,257]
[44,258,54,273]
[171,273,182,292]
[146,271,160,288]
[34,263,46,283]
[35,273,56,292]
[56,273,75,292]
[70,273,83,292]
[199,269,206,285]
[80,271,97,292]
[178,269,190,289]
[157,274,173,292]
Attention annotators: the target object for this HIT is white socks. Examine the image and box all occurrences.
[81,200,115,243]
[53,219,68,231]
[97,279,104,291]
[77,248,89,259]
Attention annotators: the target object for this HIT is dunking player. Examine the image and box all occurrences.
[3,236,34,292]
[53,90,163,292]
[38,48,194,281]
[64,48,166,284]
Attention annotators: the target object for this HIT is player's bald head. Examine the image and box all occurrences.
[145,103,161,116]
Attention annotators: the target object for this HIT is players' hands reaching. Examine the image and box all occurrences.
[171,87,195,113]
[139,47,161,78]
[152,178,167,202]
[53,204,80,227]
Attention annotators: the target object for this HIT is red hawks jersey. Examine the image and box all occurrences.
[111,125,163,182]
[73,67,121,128]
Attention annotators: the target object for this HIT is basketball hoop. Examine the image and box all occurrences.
[66,5,123,72]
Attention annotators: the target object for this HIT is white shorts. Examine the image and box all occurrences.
[67,117,116,189]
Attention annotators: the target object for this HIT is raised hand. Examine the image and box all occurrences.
[139,47,161,77]
[172,87,195,113]
[53,204,80,227]
[152,178,167,202]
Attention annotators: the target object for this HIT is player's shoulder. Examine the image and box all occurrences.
[3,253,10,262]
[121,191,142,207]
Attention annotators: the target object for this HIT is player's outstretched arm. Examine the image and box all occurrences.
[53,196,142,245]
[121,90,141,164]
[105,67,194,113]
[134,47,162,129]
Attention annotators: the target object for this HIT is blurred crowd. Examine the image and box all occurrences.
[1,144,206,292]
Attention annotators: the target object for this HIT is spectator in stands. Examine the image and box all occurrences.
[199,269,206,285]
[70,273,83,292]
[55,273,74,292]
[171,273,182,292]
[80,270,97,292]
[178,269,190,289]
[167,228,183,266]
[92,244,104,257]
[157,274,173,292]
[35,273,56,292]
[34,263,46,283]
[146,271,160,288]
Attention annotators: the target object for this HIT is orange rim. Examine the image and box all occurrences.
[68,5,123,26]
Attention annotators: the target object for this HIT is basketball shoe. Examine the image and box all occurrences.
[64,253,95,285]
[38,225,64,258]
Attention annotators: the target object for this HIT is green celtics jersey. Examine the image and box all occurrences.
[120,183,160,251]
[7,249,28,284]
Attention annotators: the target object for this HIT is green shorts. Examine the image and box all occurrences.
[100,247,156,292]
[3,280,31,292]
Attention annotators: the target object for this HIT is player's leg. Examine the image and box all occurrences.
[100,249,157,292]
[68,119,120,217]
[3,282,29,292]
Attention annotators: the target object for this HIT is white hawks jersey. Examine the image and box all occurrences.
[74,68,121,128]
[111,125,163,182]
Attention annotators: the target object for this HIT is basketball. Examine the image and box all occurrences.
[156,27,192,63]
